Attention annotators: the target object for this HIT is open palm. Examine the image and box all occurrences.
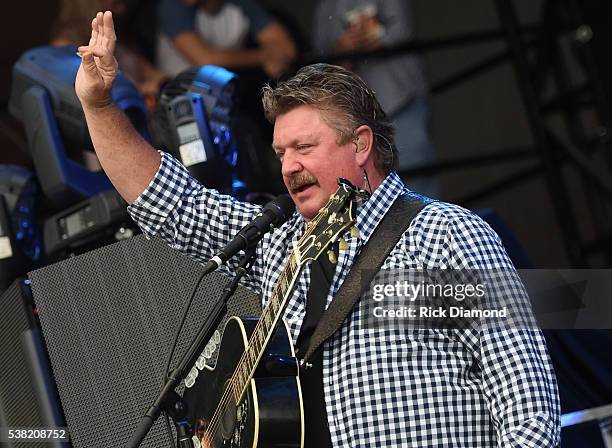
[75,11,119,108]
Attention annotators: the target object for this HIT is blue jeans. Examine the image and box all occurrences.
[392,95,440,198]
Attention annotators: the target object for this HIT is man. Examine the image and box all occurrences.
[76,11,560,447]
[157,0,296,79]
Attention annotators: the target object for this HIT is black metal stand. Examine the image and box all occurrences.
[164,390,194,448]
[494,0,587,266]
[494,0,612,266]
[127,247,258,448]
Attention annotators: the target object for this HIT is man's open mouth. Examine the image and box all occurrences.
[293,183,316,193]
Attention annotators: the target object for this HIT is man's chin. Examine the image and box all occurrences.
[293,191,325,221]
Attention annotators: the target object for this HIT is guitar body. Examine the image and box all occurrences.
[183,317,304,448]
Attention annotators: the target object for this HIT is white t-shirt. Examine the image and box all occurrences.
[157,3,251,76]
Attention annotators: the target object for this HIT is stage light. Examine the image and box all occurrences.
[153,65,243,195]
[9,45,149,208]
[0,165,40,290]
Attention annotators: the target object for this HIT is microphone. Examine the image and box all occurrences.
[202,194,295,274]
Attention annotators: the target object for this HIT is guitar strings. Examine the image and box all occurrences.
[202,215,323,445]
[203,255,302,444]
[204,238,307,443]
[204,191,356,444]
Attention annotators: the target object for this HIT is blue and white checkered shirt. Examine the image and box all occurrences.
[128,152,560,447]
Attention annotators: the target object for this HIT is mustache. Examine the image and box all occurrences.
[287,173,318,191]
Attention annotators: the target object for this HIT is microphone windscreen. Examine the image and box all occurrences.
[261,194,295,225]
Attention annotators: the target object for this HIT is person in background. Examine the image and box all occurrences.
[51,0,167,110]
[314,0,439,198]
[157,0,297,79]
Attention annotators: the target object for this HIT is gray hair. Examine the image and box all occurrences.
[261,63,398,174]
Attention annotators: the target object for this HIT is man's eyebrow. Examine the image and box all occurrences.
[272,134,317,151]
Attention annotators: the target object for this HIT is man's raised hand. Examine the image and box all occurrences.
[75,11,119,109]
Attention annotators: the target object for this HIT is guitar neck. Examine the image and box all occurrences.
[231,254,302,402]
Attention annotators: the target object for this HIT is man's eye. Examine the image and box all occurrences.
[296,144,311,150]
[275,152,284,160]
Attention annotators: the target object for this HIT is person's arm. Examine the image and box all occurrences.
[76,11,274,294]
[158,0,265,69]
[172,31,265,69]
[114,45,167,107]
[162,0,295,78]
[75,11,160,204]
[172,21,295,79]
[412,203,561,446]
[448,210,561,446]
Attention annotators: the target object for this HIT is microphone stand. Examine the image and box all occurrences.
[127,247,259,448]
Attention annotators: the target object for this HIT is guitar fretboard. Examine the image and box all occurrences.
[230,253,301,402]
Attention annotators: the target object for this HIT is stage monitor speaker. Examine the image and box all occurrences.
[28,234,261,448]
[0,279,66,448]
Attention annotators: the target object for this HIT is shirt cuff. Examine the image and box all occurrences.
[500,412,560,447]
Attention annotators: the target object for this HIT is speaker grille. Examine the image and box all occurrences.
[29,235,261,448]
[0,280,49,448]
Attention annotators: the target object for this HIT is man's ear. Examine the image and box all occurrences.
[354,137,366,152]
[353,125,374,167]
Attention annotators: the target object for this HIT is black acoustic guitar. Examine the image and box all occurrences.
[182,179,367,448]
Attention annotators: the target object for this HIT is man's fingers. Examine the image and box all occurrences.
[96,11,104,40]
[80,51,99,75]
[103,11,115,39]
[89,17,98,47]
[102,11,117,55]
[78,46,113,66]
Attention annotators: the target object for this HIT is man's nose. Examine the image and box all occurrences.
[281,150,302,177]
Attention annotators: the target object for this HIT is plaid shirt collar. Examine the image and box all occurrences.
[354,171,405,245]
